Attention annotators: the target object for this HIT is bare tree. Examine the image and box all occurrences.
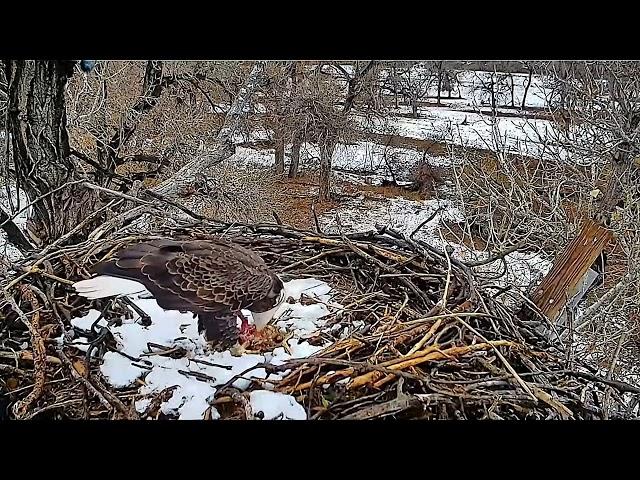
[288,61,305,179]
[436,61,443,106]
[473,70,512,113]
[314,61,378,201]
[151,62,267,198]
[380,62,434,118]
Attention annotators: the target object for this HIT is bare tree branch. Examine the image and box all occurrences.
[151,62,266,198]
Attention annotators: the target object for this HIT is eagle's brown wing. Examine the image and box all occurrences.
[94,238,279,317]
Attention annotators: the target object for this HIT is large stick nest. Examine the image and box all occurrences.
[1,220,638,420]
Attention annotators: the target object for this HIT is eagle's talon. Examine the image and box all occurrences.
[229,342,248,357]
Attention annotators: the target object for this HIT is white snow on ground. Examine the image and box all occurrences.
[221,146,276,168]
[322,196,464,245]
[361,108,565,161]
[225,141,452,187]
[60,278,341,420]
[249,390,307,420]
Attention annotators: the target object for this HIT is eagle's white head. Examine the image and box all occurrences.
[250,283,286,330]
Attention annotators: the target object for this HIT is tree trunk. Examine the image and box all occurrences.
[411,96,418,118]
[490,76,497,113]
[509,74,515,108]
[318,134,337,202]
[437,61,443,106]
[98,61,166,177]
[274,132,285,175]
[393,67,398,109]
[4,60,97,245]
[442,72,452,99]
[288,61,303,179]
[521,68,533,110]
[288,133,302,178]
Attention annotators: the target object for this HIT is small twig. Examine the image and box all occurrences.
[465,241,525,267]
[439,230,453,312]
[410,207,443,238]
[188,358,233,370]
[312,204,322,234]
[456,317,537,402]
[272,211,283,226]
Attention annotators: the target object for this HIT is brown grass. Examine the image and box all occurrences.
[441,222,489,252]
[272,175,338,229]
[267,173,432,230]
[362,132,451,155]
[343,183,427,201]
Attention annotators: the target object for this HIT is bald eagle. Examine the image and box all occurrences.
[72,238,285,347]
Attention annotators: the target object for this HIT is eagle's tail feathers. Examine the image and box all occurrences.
[73,275,148,299]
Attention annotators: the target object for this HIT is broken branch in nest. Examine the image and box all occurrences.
[5,285,48,419]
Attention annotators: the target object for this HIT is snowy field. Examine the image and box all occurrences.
[202,66,602,166]
[380,68,555,111]
[226,70,581,164]
[356,104,578,163]
[222,141,452,185]
[58,278,344,420]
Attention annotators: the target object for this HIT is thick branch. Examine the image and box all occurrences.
[109,61,165,152]
[151,62,266,198]
[343,61,377,114]
[0,205,32,252]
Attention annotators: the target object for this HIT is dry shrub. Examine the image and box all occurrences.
[409,155,445,195]
[198,162,280,223]
[65,61,232,166]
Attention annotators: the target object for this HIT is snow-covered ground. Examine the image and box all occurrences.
[227,140,453,186]
[58,278,344,420]
[360,108,569,161]
[380,68,555,110]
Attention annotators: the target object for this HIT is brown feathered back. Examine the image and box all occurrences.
[94,238,283,317]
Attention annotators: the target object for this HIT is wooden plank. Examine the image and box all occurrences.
[530,219,613,322]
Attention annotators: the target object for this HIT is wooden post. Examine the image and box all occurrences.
[530,219,613,322]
